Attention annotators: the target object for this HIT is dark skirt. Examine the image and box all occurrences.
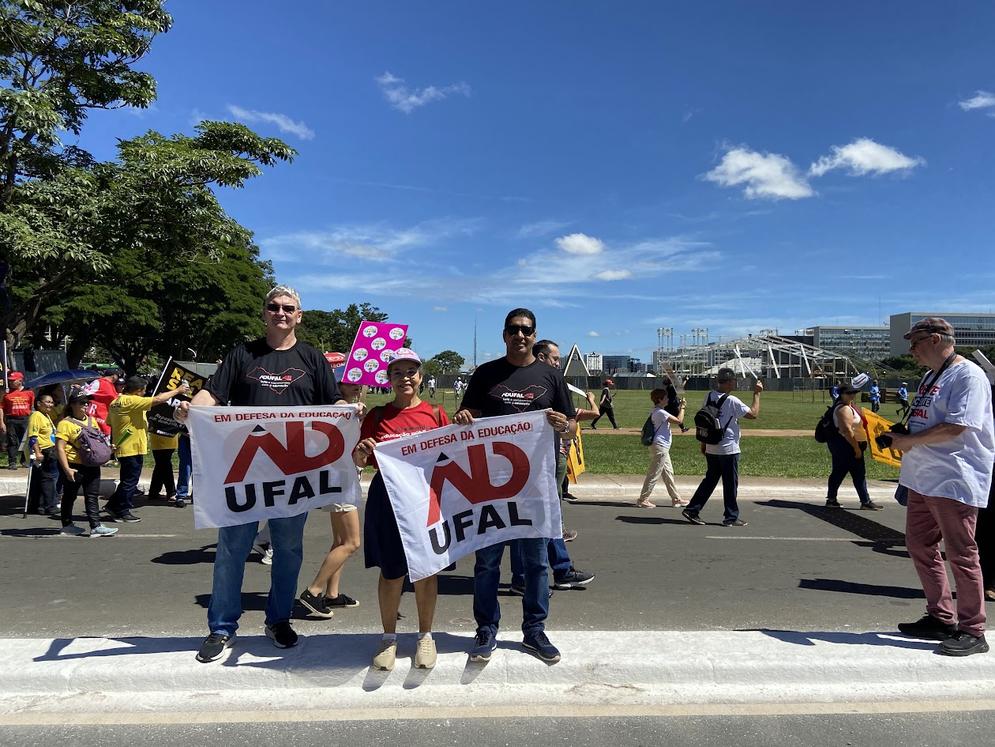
[363,472,409,580]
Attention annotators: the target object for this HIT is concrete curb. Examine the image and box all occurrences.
[1,631,993,717]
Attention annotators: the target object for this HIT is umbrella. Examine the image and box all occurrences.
[24,369,101,389]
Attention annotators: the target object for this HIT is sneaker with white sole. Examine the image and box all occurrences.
[196,632,235,663]
[60,524,86,536]
[414,636,437,669]
[324,593,359,608]
[522,631,561,663]
[265,621,299,649]
[552,568,595,590]
[469,628,497,662]
[372,639,397,670]
[89,525,119,538]
[299,589,334,618]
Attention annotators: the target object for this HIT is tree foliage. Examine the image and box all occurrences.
[298,304,390,354]
[428,349,465,374]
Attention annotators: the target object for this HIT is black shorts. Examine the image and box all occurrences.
[363,472,408,580]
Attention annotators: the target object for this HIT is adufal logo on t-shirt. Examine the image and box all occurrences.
[246,367,306,394]
[489,384,548,412]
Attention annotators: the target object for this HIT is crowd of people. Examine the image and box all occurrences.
[7,286,994,664]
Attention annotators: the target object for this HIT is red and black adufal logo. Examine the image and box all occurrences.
[489,384,548,412]
[426,441,530,525]
[223,421,346,512]
[246,366,307,395]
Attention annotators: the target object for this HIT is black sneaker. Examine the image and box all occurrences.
[196,632,235,663]
[939,632,990,657]
[265,621,299,648]
[562,492,580,503]
[522,631,561,663]
[552,568,595,590]
[682,508,705,525]
[111,512,141,523]
[860,501,883,511]
[722,519,749,527]
[324,593,359,609]
[469,628,497,662]
[299,589,334,618]
[825,498,842,508]
[897,614,957,640]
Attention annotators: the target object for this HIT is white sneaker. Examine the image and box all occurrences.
[261,546,273,565]
[90,525,119,538]
[60,525,86,536]
[414,636,437,669]
[372,639,397,671]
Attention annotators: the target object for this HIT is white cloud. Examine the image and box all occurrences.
[587,331,600,337]
[433,306,448,312]
[375,71,471,114]
[516,220,572,239]
[227,105,315,140]
[703,147,814,200]
[594,269,632,281]
[959,90,995,112]
[555,233,604,255]
[809,138,923,177]
[261,218,478,263]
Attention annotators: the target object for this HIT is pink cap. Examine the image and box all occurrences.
[387,348,422,368]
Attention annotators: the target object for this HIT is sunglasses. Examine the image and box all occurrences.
[504,324,535,337]
[389,367,420,379]
[266,303,298,313]
[909,334,934,350]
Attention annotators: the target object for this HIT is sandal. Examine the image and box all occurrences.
[635,500,656,508]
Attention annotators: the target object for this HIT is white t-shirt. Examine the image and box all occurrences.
[899,360,994,507]
[649,407,675,448]
[702,391,752,455]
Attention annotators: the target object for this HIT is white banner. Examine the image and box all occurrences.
[375,411,561,582]
[187,405,362,529]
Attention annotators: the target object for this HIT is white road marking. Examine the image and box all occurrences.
[704,536,902,542]
[0,534,178,539]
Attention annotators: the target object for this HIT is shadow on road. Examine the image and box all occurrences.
[152,544,218,565]
[753,628,937,651]
[757,499,907,556]
[615,515,695,526]
[798,578,924,599]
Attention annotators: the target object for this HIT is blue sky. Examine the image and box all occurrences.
[78,2,995,365]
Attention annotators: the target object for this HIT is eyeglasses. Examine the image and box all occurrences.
[389,367,419,379]
[266,303,298,313]
[909,334,934,350]
[504,324,535,337]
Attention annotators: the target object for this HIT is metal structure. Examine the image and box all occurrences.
[661,333,861,383]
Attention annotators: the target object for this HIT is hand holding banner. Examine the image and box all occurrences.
[862,407,903,469]
[375,411,561,582]
[187,405,362,529]
[344,320,409,388]
[148,360,208,436]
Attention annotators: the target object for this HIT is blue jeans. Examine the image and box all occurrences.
[176,434,192,498]
[207,512,309,636]
[687,453,740,522]
[107,454,143,514]
[474,538,549,636]
[511,450,571,584]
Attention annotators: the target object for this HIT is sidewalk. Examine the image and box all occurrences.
[2,630,993,721]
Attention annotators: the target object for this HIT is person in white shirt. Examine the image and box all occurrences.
[682,368,761,527]
[889,318,994,656]
[637,388,687,508]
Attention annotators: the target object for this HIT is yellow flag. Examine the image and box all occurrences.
[862,408,903,468]
[566,429,586,483]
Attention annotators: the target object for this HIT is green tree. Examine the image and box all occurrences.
[1,122,294,347]
[298,303,389,353]
[428,350,465,374]
[0,0,172,206]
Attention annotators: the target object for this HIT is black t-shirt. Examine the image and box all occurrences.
[461,358,576,419]
[663,384,681,418]
[205,338,340,407]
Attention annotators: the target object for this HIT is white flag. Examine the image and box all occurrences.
[187,405,361,529]
[375,411,561,582]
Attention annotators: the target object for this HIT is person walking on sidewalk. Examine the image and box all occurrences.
[105,376,190,523]
[637,388,687,509]
[179,285,343,664]
[1,371,33,468]
[888,317,994,656]
[55,389,117,538]
[26,392,59,516]
[454,308,577,664]
[824,375,882,511]
[589,378,618,429]
[682,368,761,527]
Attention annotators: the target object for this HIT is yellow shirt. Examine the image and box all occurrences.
[150,432,179,451]
[56,415,99,465]
[27,411,56,451]
[108,394,155,458]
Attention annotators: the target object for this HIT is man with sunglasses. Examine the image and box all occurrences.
[454,308,577,664]
[889,318,994,656]
[180,285,343,663]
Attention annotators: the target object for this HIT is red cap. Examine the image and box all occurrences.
[8,371,24,382]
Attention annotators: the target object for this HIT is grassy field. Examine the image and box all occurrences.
[578,434,900,480]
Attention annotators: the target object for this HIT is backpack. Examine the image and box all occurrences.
[68,417,113,466]
[640,415,657,446]
[693,393,730,445]
[813,403,841,443]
